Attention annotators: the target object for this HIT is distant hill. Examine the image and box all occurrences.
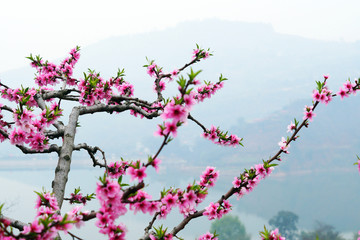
[2,19,360,123]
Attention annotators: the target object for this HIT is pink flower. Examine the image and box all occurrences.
[147,64,157,77]
[183,190,197,203]
[343,80,356,94]
[255,164,267,179]
[163,121,178,137]
[171,69,179,77]
[303,105,315,121]
[278,137,289,153]
[203,202,220,220]
[107,161,127,179]
[161,193,178,208]
[21,219,44,234]
[312,90,321,102]
[268,228,285,240]
[198,232,218,240]
[192,49,200,59]
[199,167,219,187]
[161,101,188,123]
[150,158,161,172]
[232,177,242,188]
[153,80,166,92]
[338,87,349,99]
[287,122,296,133]
[146,201,160,215]
[127,166,147,182]
[154,124,165,137]
[183,92,196,110]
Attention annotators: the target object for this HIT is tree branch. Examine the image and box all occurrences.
[0,215,26,231]
[52,107,80,208]
[41,88,81,100]
[44,129,65,140]
[34,93,64,131]
[16,144,60,154]
[73,143,107,168]
[187,113,207,132]
[78,103,160,119]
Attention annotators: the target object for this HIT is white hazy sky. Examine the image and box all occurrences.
[1,0,360,72]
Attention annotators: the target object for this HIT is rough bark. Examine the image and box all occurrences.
[52,107,79,208]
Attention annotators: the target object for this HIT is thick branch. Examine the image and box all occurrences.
[0,215,26,231]
[16,144,60,154]
[110,95,153,107]
[78,103,160,119]
[41,89,80,100]
[44,129,65,139]
[52,107,80,208]
[122,181,145,201]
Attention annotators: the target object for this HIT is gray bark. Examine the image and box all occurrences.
[52,107,79,208]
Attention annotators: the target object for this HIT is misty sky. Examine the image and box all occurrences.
[1,2,360,239]
[1,0,360,72]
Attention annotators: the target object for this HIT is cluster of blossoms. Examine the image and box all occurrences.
[0,90,62,150]
[0,104,5,142]
[337,79,359,99]
[146,48,243,150]
[157,166,219,219]
[199,167,219,188]
[202,125,243,147]
[232,163,274,199]
[278,136,290,154]
[66,187,95,205]
[108,158,160,183]
[0,86,38,107]
[279,75,360,156]
[128,190,159,215]
[10,102,62,150]
[312,84,332,105]
[146,63,160,78]
[0,50,82,150]
[127,164,147,182]
[260,228,285,240]
[91,164,221,239]
[303,105,315,122]
[149,225,173,240]
[192,46,211,60]
[96,176,127,240]
[78,70,134,106]
[287,121,296,133]
[197,232,218,240]
[155,98,191,138]
[203,200,232,220]
[28,47,80,86]
[107,160,128,179]
[150,233,173,240]
[195,81,224,102]
[0,192,85,240]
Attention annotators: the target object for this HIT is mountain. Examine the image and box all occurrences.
[2,19,360,124]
